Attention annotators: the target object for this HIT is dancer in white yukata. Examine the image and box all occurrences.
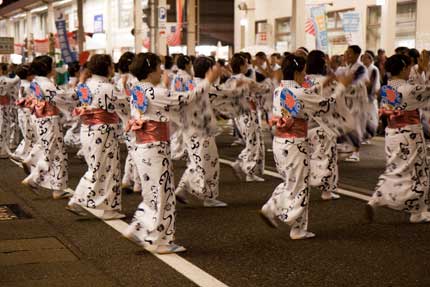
[64,61,83,149]
[305,50,348,200]
[8,64,21,151]
[67,54,129,220]
[21,56,71,199]
[367,53,430,223]
[361,50,381,142]
[0,63,20,158]
[12,64,36,162]
[175,56,231,207]
[340,45,369,162]
[115,52,142,195]
[260,54,352,239]
[169,55,193,160]
[229,54,271,182]
[123,52,219,254]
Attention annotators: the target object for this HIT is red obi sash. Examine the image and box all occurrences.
[248,100,257,111]
[34,101,60,118]
[15,98,26,107]
[16,97,36,109]
[270,116,308,138]
[126,119,170,144]
[379,109,420,129]
[0,96,10,106]
[73,107,119,125]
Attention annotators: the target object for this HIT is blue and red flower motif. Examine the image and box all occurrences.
[280,88,301,117]
[131,85,149,113]
[174,78,184,92]
[380,85,401,110]
[30,82,44,100]
[77,83,93,105]
[302,76,317,89]
[185,80,195,91]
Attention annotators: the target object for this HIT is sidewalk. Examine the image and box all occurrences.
[0,159,194,287]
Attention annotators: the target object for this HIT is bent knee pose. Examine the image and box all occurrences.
[368,53,430,223]
[67,54,129,220]
[260,54,352,240]
[22,56,71,199]
[123,53,218,254]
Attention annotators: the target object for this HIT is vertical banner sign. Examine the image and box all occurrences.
[342,12,361,46]
[0,37,14,54]
[54,10,76,64]
[310,5,329,54]
[94,14,104,33]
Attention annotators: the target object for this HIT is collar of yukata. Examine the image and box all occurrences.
[138,81,154,88]
[280,80,301,89]
[91,74,110,83]
[388,78,407,89]
[193,77,203,84]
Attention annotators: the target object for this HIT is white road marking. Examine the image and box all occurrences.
[13,153,228,287]
[219,158,372,202]
[63,189,229,287]
[14,154,372,287]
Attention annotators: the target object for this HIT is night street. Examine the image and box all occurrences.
[1,128,430,287]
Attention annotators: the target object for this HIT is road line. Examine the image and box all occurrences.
[63,189,229,287]
[13,155,229,287]
[219,158,372,202]
[14,155,371,287]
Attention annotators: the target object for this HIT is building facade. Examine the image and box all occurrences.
[234,0,430,55]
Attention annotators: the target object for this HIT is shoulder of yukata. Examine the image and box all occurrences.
[409,83,430,101]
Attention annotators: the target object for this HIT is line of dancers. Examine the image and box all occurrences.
[1,44,430,254]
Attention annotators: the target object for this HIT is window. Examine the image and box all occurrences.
[326,9,353,55]
[274,17,291,52]
[395,0,416,48]
[255,20,268,45]
[367,5,381,52]
[118,0,133,29]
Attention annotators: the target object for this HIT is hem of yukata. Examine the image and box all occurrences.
[69,196,122,212]
[126,221,174,247]
[369,194,428,214]
[177,180,219,201]
[31,177,68,191]
[268,136,310,224]
[372,123,428,213]
[263,201,308,226]
[179,133,220,200]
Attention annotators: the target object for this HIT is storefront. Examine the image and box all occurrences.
[235,0,427,55]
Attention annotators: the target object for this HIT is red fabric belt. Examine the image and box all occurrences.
[126,119,170,144]
[73,107,120,125]
[380,109,420,129]
[0,96,10,106]
[270,116,308,138]
[249,100,257,111]
[34,101,60,118]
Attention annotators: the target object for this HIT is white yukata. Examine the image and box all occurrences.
[0,75,20,158]
[13,79,36,161]
[369,79,430,222]
[69,75,129,212]
[225,74,268,179]
[176,77,241,204]
[8,76,20,150]
[262,80,347,238]
[23,76,70,191]
[365,63,381,138]
[340,61,369,149]
[170,69,193,160]
[304,74,351,198]
[125,79,210,249]
[117,73,141,193]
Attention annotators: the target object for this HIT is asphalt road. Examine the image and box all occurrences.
[1,128,430,287]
